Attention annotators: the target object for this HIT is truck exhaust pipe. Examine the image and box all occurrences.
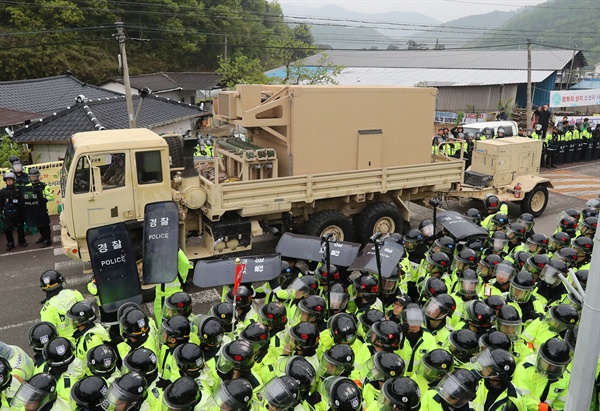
[182,136,198,177]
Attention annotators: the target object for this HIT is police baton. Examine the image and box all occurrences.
[321,233,335,318]
[369,232,384,302]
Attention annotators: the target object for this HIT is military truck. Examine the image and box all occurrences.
[60,85,465,263]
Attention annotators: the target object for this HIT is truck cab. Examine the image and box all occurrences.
[60,129,172,261]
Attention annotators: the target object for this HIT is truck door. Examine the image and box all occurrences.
[357,130,383,169]
[132,149,171,219]
[70,151,137,239]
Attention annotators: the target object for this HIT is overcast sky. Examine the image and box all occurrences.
[276,0,549,22]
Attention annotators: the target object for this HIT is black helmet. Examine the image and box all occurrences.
[259,302,288,329]
[353,274,379,297]
[483,295,506,313]
[278,261,295,289]
[369,320,401,351]
[210,302,234,327]
[2,171,15,182]
[284,356,316,392]
[495,305,522,341]
[403,229,423,252]
[465,300,495,329]
[557,216,578,235]
[315,264,341,285]
[506,223,526,241]
[465,208,482,225]
[217,340,255,374]
[525,254,550,276]
[8,155,20,165]
[209,379,253,411]
[419,277,448,299]
[431,236,455,255]
[319,344,355,378]
[456,269,480,296]
[297,295,326,322]
[288,322,320,349]
[162,376,201,411]
[0,357,11,391]
[536,338,570,379]
[197,316,224,347]
[379,377,421,411]
[70,376,108,410]
[358,309,385,333]
[328,313,357,345]
[330,283,350,310]
[493,262,515,285]
[472,348,516,381]
[497,127,505,135]
[517,213,535,232]
[66,301,97,326]
[11,373,57,410]
[580,217,598,236]
[435,369,478,407]
[563,208,581,222]
[260,376,300,410]
[513,251,531,270]
[539,259,568,286]
[580,207,599,219]
[423,294,456,320]
[451,248,477,272]
[163,292,193,320]
[419,219,434,238]
[484,194,500,212]
[489,230,508,252]
[173,343,204,378]
[572,236,593,256]
[102,373,147,411]
[574,269,588,290]
[565,324,579,352]
[225,285,253,308]
[39,270,64,291]
[322,377,362,411]
[545,304,579,332]
[479,331,512,352]
[123,348,158,384]
[465,239,485,257]
[119,307,150,340]
[364,352,405,383]
[86,344,118,377]
[424,252,450,276]
[586,197,600,210]
[553,247,579,268]
[448,329,479,359]
[477,254,503,279]
[549,232,571,252]
[28,322,58,352]
[42,337,75,368]
[287,275,319,299]
[418,349,454,383]
[160,315,191,345]
[240,322,270,353]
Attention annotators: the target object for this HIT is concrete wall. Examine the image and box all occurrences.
[31,144,68,163]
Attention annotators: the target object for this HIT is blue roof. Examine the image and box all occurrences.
[571,79,600,90]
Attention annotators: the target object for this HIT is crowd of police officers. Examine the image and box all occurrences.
[0,188,598,411]
[0,156,54,251]
[432,118,600,169]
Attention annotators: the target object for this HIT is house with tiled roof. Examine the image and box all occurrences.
[99,72,223,105]
[12,93,209,163]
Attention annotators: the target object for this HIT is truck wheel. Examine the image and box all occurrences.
[163,135,184,168]
[356,202,404,244]
[520,185,549,217]
[303,210,355,242]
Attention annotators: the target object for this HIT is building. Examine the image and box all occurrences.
[269,49,587,113]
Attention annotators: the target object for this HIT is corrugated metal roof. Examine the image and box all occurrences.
[302,49,586,70]
[331,67,554,87]
[105,72,223,92]
[571,79,600,90]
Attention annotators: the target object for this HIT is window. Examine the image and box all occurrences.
[136,151,163,184]
[73,156,91,194]
[98,153,126,189]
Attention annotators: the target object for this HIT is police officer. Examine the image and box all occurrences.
[481,194,508,230]
[367,376,421,411]
[412,349,454,394]
[39,270,84,341]
[66,301,110,362]
[319,376,362,411]
[122,347,161,409]
[41,337,85,405]
[420,368,478,411]
[161,376,201,411]
[522,304,578,351]
[69,375,108,411]
[0,356,19,409]
[0,341,34,384]
[117,306,158,361]
[0,172,27,250]
[154,249,193,326]
[24,168,53,247]
[101,372,147,411]
[158,315,191,382]
[215,340,262,389]
[203,378,254,410]
[361,352,405,405]
[447,329,479,368]
[172,343,217,397]
[10,373,63,410]
[396,304,437,376]
[86,344,120,384]
[259,375,300,410]
[318,344,354,380]
[239,322,270,365]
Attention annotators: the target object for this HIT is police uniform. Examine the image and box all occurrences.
[512,356,569,411]
[72,322,111,362]
[24,180,54,246]
[0,181,26,248]
[154,249,193,325]
[40,289,85,341]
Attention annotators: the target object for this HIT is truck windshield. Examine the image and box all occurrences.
[60,143,75,198]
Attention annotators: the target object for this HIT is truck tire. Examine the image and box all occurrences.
[520,184,549,217]
[303,210,355,242]
[163,135,184,168]
[356,202,404,244]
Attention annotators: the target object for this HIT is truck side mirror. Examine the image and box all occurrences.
[91,166,103,196]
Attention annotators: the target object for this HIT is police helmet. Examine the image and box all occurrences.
[123,348,158,384]
[209,379,253,411]
[418,349,454,383]
[431,236,455,255]
[161,315,191,345]
[173,343,204,378]
[464,208,482,225]
[483,295,506,313]
[465,300,495,329]
[70,376,108,410]
[2,172,15,182]
[329,283,350,310]
[580,207,599,219]
[28,322,58,352]
[546,304,579,332]
[506,223,526,240]
[423,294,456,320]
[217,340,255,374]
[484,194,500,212]
[328,313,357,345]
[288,322,320,349]
[513,251,531,270]
[419,220,434,239]
[580,217,598,236]
[66,301,97,326]
[258,302,288,329]
[358,309,385,333]
[435,369,478,408]
[370,320,401,351]
[353,274,379,297]
[297,295,327,321]
[536,338,570,379]
[379,377,421,411]
[119,308,150,340]
[39,270,64,291]
[240,322,270,353]
[42,337,75,368]
[517,213,535,232]
[549,232,571,252]
[320,344,355,377]
[163,292,193,320]
[225,285,253,308]
[565,325,579,353]
[452,248,477,272]
[553,247,579,268]
[572,236,593,255]
[403,229,423,252]
[197,316,224,347]
[0,357,11,391]
[278,261,295,289]
[162,376,201,411]
[285,356,317,392]
[365,352,406,383]
[490,213,509,230]
[479,330,512,352]
[315,264,341,285]
[210,302,234,327]
[457,269,480,296]
[8,155,20,165]
[322,377,362,411]
[87,344,118,377]
[102,372,147,411]
[424,252,450,275]
[448,329,479,359]
[495,305,523,341]
[419,277,448,299]
[525,254,550,276]
[472,348,516,381]
[11,373,57,410]
[260,376,300,410]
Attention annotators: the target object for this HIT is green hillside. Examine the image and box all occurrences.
[472,0,600,65]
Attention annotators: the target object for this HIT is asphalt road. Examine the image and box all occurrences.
[0,160,598,354]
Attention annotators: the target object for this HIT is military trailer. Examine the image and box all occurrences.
[60,85,465,264]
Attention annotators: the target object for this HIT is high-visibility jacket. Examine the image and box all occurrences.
[421,389,476,411]
[471,381,531,411]
[0,342,34,383]
[512,357,569,411]
[41,359,86,404]
[395,330,437,377]
[154,249,193,325]
[521,317,560,351]
[481,204,509,230]
[72,322,111,362]
[40,289,85,341]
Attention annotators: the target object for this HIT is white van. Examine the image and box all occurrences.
[463,121,519,137]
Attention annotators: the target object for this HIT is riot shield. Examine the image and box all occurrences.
[142,201,180,284]
[87,223,142,312]
[275,232,361,267]
[21,185,50,227]
[348,241,404,278]
[436,211,489,241]
[193,254,281,288]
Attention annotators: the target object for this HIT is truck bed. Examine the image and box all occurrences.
[198,157,464,220]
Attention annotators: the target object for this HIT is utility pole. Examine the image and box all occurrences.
[526,38,532,128]
[566,46,578,89]
[224,34,228,62]
[116,21,136,128]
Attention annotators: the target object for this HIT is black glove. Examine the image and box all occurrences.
[155,378,171,389]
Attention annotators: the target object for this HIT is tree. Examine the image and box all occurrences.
[407,40,428,50]
[282,52,344,85]
[0,136,28,169]
[387,44,401,50]
[216,55,268,89]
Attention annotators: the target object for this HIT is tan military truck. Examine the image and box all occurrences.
[60,84,465,263]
